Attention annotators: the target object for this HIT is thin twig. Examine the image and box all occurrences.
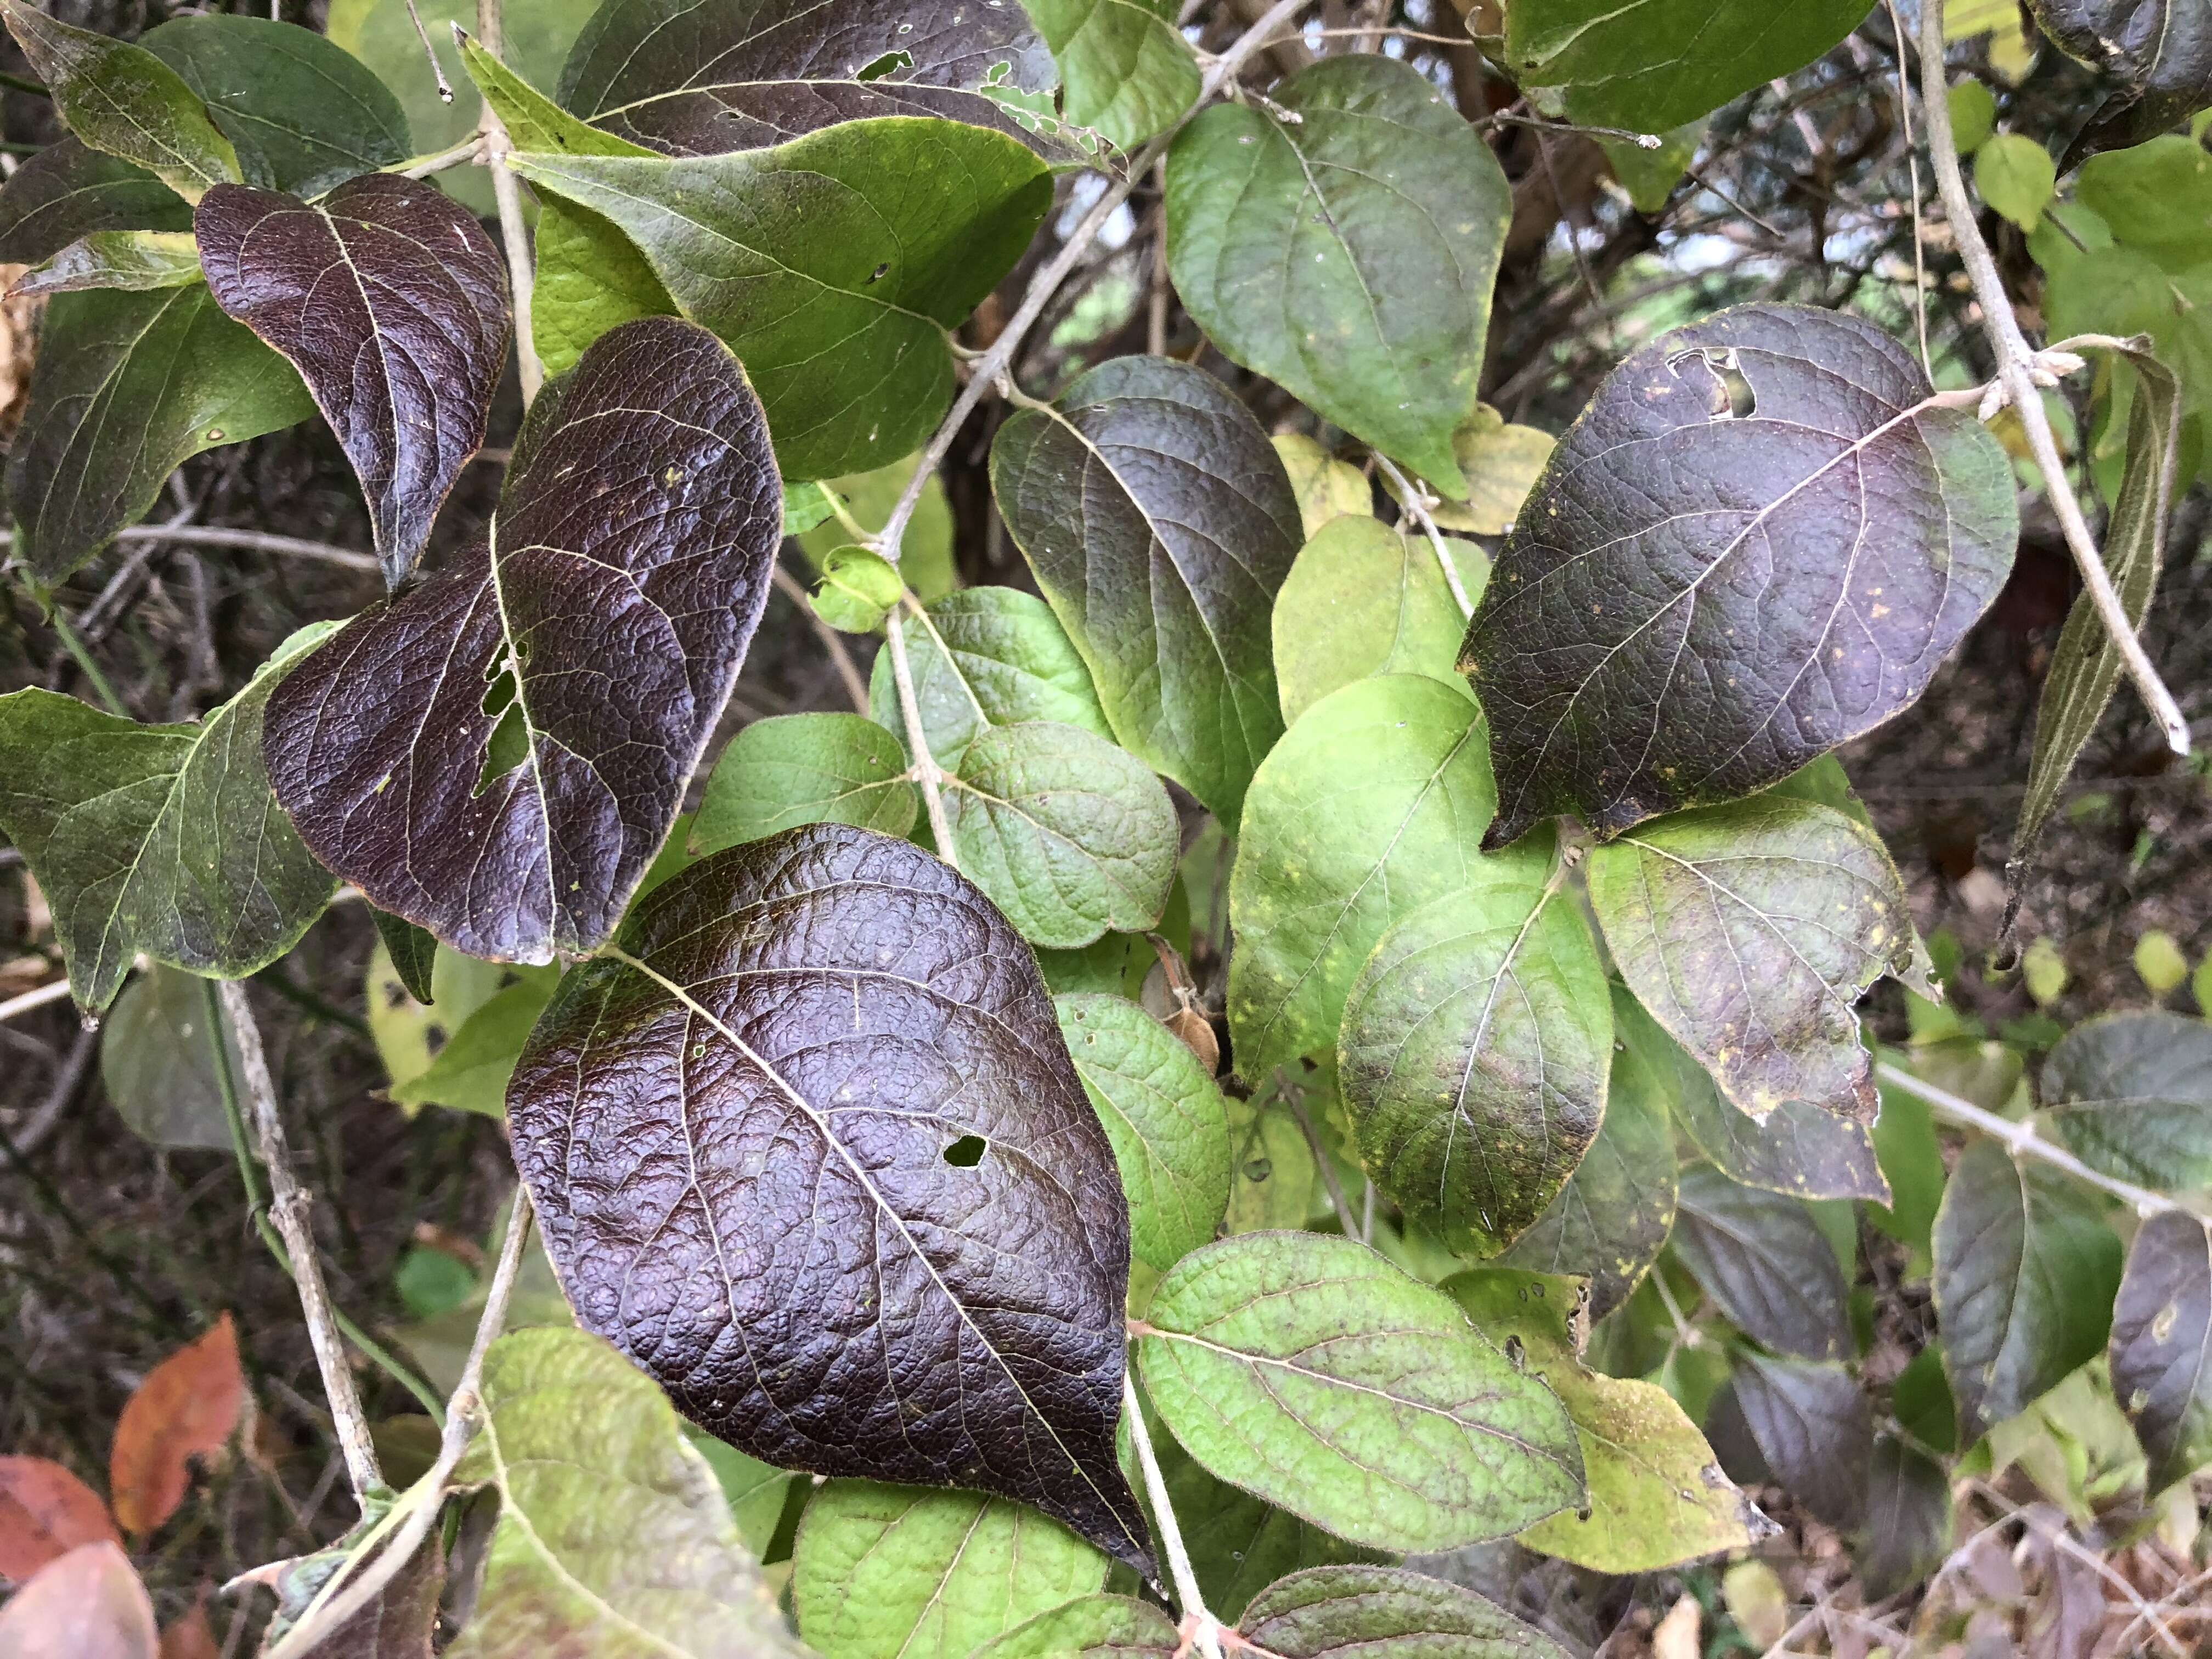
[1882,0,1933,380]
[262,1191,536,1659]
[770,565,871,715]
[1965,1479,2189,1658]
[1278,1074,1360,1240]
[1373,455,1475,619]
[390,134,484,178]
[1913,0,2188,757]
[212,980,382,1507]
[1121,1371,1226,1659]
[0,524,380,573]
[1875,1059,2198,1220]
[883,608,958,867]
[0,976,72,1023]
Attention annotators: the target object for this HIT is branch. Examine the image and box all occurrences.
[262,1191,537,1659]
[883,605,959,867]
[0,975,72,1023]
[1,524,381,574]
[1372,455,1476,620]
[211,980,382,1506]
[1874,1058,2200,1221]
[1912,0,2188,758]
[466,8,540,403]
[1121,1371,1226,1659]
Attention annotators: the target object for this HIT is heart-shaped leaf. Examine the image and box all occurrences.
[1463,303,2017,847]
[449,1328,803,1658]
[943,720,1180,951]
[2109,1211,2212,1493]
[1587,797,1920,1122]
[7,285,314,583]
[0,0,238,201]
[0,624,339,1014]
[264,317,780,964]
[0,140,193,268]
[792,1480,1107,1659]
[1933,1140,2124,1442]
[139,15,411,198]
[1166,55,1511,490]
[1025,0,1197,149]
[1503,0,1872,131]
[2030,0,2212,150]
[1716,1352,1871,1531]
[2043,1012,2212,1191]
[970,1597,1179,1659]
[1671,1165,1851,1362]
[1272,517,1487,725]
[513,121,1050,482]
[1446,1269,1761,1573]
[1134,1232,1584,1552]
[1341,834,1611,1259]
[1228,676,1496,1086]
[1237,1564,1574,1659]
[558,0,1058,156]
[1496,986,1678,1319]
[693,713,919,855]
[506,823,1153,1572]
[867,588,1114,774]
[1056,994,1232,1273]
[198,173,509,585]
[991,356,1304,827]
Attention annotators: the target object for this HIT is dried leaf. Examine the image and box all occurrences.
[109,1315,249,1537]
[0,1457,120,1585]
[0,1542,157,1659]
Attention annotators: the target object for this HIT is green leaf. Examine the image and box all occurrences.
[1948,81,1997,154]
[2009,344,2181,912]
[327,0,597,215]
[1854,1435,1954,1600]
[969,1596,1179,1659]
[513,121,1052,481]
[1341,835,1611,1257]
[1271,517,1487,725]
[1503,0,1872,131]
[0,0,239,200]
[0,626,338,1014]
[1667,1005,1891,1205]
[1932,1139,2125,1442]
[1588,797,1919,1122]
[991,356,1302,826]
[1974,132,2056,231]
[1130,1408,1384,1622]
[139,15,411,198]
[1023,0,1198,149]
[2043,1012,2212,1192]
[456,32,646,159]
[686,1434,799,1557]
[1597,121,1703,214]
[366,939,507,1094]
[1222,1086,1326,1234]
[0,139,193,268]
[1427,408,1556,538]
[693,714,918,855]
[389,974,558,1117]
[99,964,244,1151]
[1237,1564,1575,1658]
[396,1243,477,1318]
[2076,135,2212,257]
[372,909,439,1006]
[1056,994,1231,1272]
[792,1480,1107,1659]
[532,196,680,381]
[783,482,836,538]
[1272,433,1373,539]
[450,1327,804,1658]
[1166,55,1509,490]
[798,451,956,602]
[393,1199,573,1395]
[1672,1164,1852,1361]
[7,284,313,582]
[1446,1268,1762,1572]
[2109,1211,2212,1492]
[1227,676,1496,1086]
[1869,1063,1945,1260]
[13,229,201,296]
[1496,985,1678,1319]
[944,720,1180,950]
[1135,1232,1584,1551]
[868,589,1114,775]
[1891,1346,1957,1454]
[810,545,905,634]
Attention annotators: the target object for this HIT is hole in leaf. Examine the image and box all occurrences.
[867,262,890,283]
[482,668,517,720]
[856,49,913,82]
[1717,363,1757,419]
[943,1134,987,1167]
[476,699,530,796]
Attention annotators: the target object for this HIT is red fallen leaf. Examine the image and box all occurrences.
[0,1453,120,1583]
[0,1540,157,1658]
[156,1596,221,1659]
[109,1314,251,1536]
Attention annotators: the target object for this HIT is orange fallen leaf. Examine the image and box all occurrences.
[109,1314,251,1537]
[0,1454,121,1584]
[0,1540,157,1659]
